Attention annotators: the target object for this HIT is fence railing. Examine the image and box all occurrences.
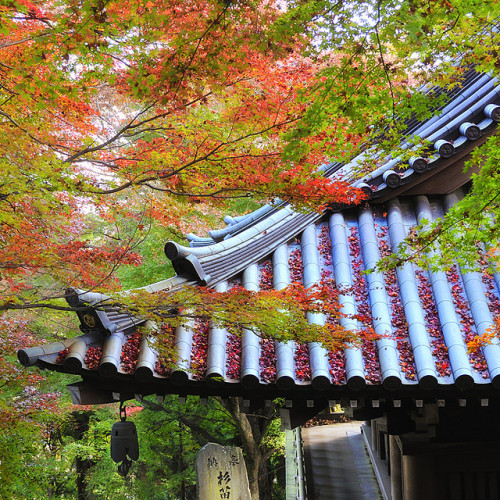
[285,427,307,500]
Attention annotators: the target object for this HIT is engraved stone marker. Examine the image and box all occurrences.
[196,443,251,500]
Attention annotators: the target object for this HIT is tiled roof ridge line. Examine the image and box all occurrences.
[273,244,296,390]
[167,209,328,287]
[301,225,333,389]
[387,198,439,388]
[165,205,294,260]
[205,281,229,382]
[349,209,402,388]
[349,83,500,193]
[240,264,261,388]
[414,195,475,389]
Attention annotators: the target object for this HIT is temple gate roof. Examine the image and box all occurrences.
[18,69,500,408]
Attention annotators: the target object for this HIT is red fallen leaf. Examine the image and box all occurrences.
[289,247,304,283]
[318,226,333,267]
[259,260,273,291]
[259,336,276,383]
[191,320,209,380]
[56,348,69,364]
[155,361,169,376]
[295,343,311,381]
[383,268,416,380]
[120,331,141,374]
[446,266,488,374]
[225,281,243,380]
[85,346,103,370]
[415,269,450,377]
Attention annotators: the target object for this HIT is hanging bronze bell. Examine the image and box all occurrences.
[110,420,139,463]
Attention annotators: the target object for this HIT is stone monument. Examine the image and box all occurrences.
[196,443,251,500]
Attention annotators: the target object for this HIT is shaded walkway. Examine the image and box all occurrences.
[302,422,382,500]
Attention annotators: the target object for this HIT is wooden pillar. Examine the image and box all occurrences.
[371,419,378,454]
[389,436,402,500]
[402,454,438,500]
[378,431,386,460]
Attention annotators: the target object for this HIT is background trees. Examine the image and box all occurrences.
[0,392,286,499]
[1,0,500,497]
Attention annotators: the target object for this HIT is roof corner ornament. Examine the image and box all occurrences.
[110,402,139,477]
[65,288,83,307]
[459,122,480,141]
[164,241,182,260]
[357,182,373,198]
[484,103,500,122]
[164,243,210,285]
[383,170,401,188]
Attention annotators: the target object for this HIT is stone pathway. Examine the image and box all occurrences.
[302,422,382,500]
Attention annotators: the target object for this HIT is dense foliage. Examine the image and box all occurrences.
[1,0,500,497]
[0,0,498,311]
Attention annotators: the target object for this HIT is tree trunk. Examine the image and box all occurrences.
[222,398,277,500]
[76,455,93,500]
[69,411,95,500]
[179,420,186,500]
[257,459,273,500]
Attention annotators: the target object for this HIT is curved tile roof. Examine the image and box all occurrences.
[18,190,500,401]
[17,68,500,403]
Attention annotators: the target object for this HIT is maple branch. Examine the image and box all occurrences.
[63,102,158,163]
[0,110,48,146]
[304,32,380,124]
[439,13,462,38]
[172,5,231,100]
[92,117,298,195]
[0,87,16,101]
[374,0,396,122]
[0,104,80,157]
[99,51,133,68]
[377,190,500,270]
[122,125,175,138]
[207,151,281,163]
[0,33,50,49]
[142,184,253,199]
[63,87,224,163]
[58,0,112,46]
[0,302,82,313]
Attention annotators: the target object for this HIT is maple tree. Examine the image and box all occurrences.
[0,0,371,314]
[0,3,367,497]
[2,0,497,315]
[1,0,500,496]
